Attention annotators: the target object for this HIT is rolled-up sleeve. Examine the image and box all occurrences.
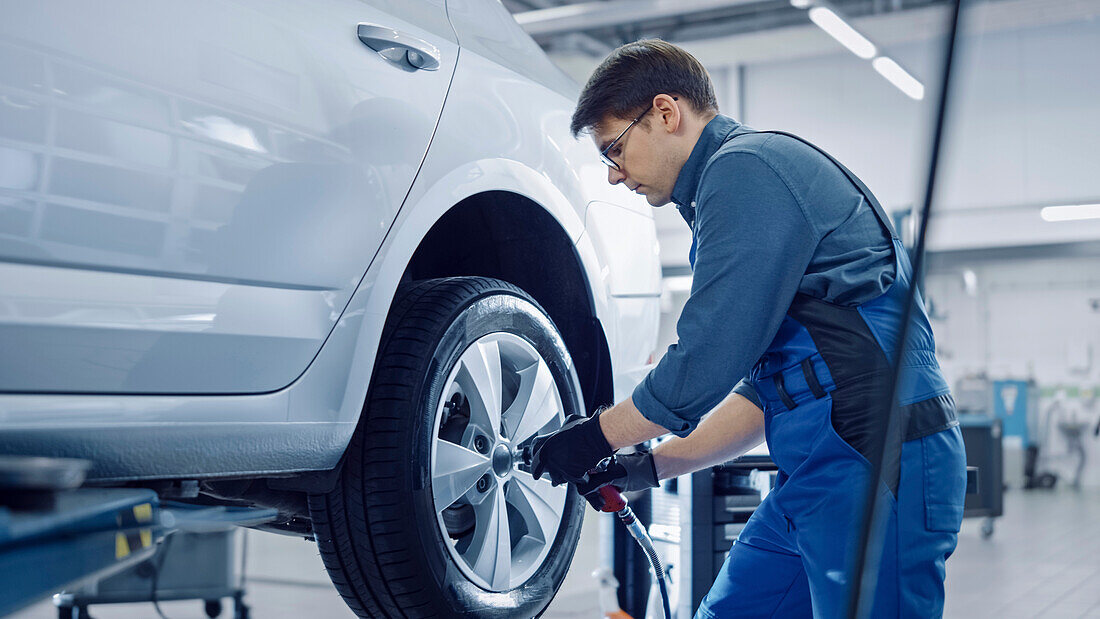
[632,151,820,436]
[732,379,761,410]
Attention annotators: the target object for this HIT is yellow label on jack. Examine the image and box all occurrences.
[115,533,130,559]
[133,503,153,523]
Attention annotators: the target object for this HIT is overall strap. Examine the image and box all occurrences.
[730,130,899,240]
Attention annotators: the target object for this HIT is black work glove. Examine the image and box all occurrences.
[530,413,613,486]
[576,450,660,511]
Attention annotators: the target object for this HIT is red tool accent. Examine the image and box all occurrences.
[597,485,626,513]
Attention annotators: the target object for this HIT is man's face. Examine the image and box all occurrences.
[592,107,682,207]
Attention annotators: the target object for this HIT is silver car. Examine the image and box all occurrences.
[0,0,660,616]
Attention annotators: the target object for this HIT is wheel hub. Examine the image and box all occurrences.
[491,444,513,478]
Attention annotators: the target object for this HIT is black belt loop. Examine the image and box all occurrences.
[773,372,798,410]
[801,358,827,399]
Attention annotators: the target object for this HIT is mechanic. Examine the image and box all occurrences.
[529,40,967,618]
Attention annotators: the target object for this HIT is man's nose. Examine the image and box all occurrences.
[607,166,626,185]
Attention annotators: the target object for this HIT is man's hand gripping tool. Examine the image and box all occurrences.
[518,444,671,619]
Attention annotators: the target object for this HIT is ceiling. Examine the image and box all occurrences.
[501,0,956,56]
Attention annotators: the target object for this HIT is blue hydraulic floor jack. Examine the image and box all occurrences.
[0,456,276,618]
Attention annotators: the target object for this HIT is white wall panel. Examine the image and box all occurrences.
[733,11,1100,250]
[1019,19,1100,206]
[742,42,936,212]
[926,256,1100,486]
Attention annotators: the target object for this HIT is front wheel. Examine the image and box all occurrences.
[309,277,586,618]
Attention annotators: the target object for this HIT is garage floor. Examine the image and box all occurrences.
[12,488,1100,618]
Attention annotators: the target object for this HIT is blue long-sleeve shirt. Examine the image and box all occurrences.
[631,115,896,437]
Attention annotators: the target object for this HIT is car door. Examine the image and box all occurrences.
[0,0,456,393]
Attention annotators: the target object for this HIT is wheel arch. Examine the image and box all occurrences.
[401,190,615,418]
[274,160,620,491]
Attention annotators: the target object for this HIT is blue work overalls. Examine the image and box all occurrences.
[694,131,967,618]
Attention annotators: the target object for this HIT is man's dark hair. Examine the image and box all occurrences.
[570,39,719,138]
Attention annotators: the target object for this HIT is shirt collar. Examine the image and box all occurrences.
[670,114,742,209]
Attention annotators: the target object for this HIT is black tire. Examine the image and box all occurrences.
[309,277,586,618]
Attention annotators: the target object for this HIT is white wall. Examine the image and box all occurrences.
[926,254,1100,486]
[741,37,937,213]
[926,256,1100,386]
[739,11,1100,250]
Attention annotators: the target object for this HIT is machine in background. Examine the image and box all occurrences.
[633,453,776,619]
[55,528,250,619]
[959,416,1004,538]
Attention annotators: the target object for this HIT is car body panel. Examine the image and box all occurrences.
[584,201,662,297]
[0,261,340,393]
[444,0,578,100]
[0,0,457,393]
[0,0,661,481]
[604,295,661,402]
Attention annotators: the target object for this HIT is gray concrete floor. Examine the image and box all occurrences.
[943,487,1100,618]
[12,488,1100,618]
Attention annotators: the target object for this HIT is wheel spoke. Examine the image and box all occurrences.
[466,485,512,590]
[435,332,574,591]
[503,359,560,444]
[432,440,491,511]
[460,339,504,437]
[511,471,567,545]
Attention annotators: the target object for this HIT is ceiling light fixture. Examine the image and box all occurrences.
[1040,203,1100,222]
[872,56,925,100]
[792,2,926,101]
[808,6,876,59]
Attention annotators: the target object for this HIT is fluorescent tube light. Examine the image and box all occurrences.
[790,0,813,8]
[808,6,876,59]
[872,56,925,100]
[1040,203,1100,222]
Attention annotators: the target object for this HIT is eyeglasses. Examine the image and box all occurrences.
[598,97,676,170]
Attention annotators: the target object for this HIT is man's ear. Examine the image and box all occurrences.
[652,94,681,134]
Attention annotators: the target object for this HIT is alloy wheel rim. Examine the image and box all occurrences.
[430,332,568,591]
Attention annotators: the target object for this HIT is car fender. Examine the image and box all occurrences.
[285,157,615,435]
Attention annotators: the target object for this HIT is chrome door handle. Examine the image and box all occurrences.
[357,23,441,71]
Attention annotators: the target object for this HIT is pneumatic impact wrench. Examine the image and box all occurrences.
[519,445,672,619]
